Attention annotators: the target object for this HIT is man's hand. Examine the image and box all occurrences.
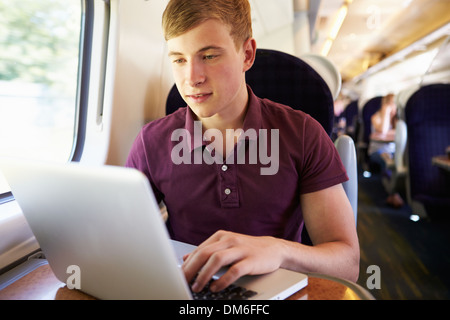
[182,184,360,293]
[182,230,286,292]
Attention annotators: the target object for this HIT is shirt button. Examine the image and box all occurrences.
[221,165,228,172]
[224,188,231,195]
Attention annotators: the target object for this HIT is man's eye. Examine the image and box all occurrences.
[204,55,217,60]
[173,58,185,64]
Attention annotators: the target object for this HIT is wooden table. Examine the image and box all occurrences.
[0,262,374,300]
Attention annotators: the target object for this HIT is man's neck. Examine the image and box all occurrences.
[197,85,249,133]
[195,85,249,160]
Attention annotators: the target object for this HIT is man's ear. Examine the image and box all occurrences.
[242,38,257,72]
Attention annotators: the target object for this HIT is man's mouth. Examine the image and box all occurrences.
[188,93,210,97]
[187,93,212,102]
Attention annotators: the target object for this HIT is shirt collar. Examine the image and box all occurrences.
[242,85,263,135]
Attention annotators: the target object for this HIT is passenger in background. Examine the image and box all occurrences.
[368,93,404,208]
[331,95,347,141]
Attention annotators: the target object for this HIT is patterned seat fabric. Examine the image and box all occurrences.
[405,83,450,214]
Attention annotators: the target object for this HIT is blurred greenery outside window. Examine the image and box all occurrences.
[0,0,82,194]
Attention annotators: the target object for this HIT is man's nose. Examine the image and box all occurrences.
[187,61,206,87]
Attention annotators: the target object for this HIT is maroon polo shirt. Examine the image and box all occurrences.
[126,86,348,245]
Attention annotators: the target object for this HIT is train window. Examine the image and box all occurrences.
[0,0,86,196]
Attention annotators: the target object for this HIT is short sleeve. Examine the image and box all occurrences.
[298,116,348,194]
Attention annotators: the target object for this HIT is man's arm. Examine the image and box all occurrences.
[182,183,360,293]
[284,183,360,281]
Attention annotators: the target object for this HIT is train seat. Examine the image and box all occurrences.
[404,83,450,218]
[334,134,358,224]
[356,96,383,172]
[342,100,359,141]
[381,119,408,195]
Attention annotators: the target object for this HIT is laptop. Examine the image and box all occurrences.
[0,158,308,300]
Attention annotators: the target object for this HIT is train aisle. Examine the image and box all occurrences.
[356,170,450,300]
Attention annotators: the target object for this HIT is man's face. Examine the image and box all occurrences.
[167,19,252,121]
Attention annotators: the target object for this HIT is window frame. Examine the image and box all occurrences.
[71,0,94,162]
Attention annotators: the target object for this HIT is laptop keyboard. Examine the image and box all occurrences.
[191,278,258,300]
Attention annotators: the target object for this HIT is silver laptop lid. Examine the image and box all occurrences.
[0,159,192,299]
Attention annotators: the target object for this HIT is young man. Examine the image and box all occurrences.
[126,0,359,294]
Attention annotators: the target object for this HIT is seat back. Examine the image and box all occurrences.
[381,119,408,195]
[404,83,450,216]
[342,100,358,139]
[334,135,358,224]
[356,96,382,171]
[394,119,408,174]
[361,96,383,147]
[166,49,334,136]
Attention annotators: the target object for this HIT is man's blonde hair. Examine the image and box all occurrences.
[162,0,253,49]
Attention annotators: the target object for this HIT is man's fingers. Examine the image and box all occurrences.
[209,260,252,292]
[185,247,244,292]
